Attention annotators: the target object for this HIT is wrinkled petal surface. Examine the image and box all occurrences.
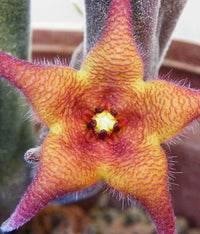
[0,0,199,233]
[1,132,99,232]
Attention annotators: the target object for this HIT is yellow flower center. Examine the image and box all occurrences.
[93,110,117,134]
[87,108,120,140]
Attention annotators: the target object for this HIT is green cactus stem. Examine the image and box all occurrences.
[0,0,34,223]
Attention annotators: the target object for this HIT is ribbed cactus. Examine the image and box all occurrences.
[84,0,187,80]
[0,0,34,223]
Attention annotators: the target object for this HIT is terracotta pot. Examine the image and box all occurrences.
[32,29,83,62]
[32,30,200,227]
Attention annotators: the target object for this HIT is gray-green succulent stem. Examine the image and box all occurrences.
[0,0,34,223]
[84,0,187,80]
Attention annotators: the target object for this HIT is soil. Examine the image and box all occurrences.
[11,193,200,234]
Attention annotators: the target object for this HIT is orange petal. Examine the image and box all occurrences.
[0,52,79,126]
[0,132,98,232]
[145,80,200,143]
[104,141,175,233]
[81,0,144,83]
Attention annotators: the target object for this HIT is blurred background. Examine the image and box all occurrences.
[2,0,200,233]
[31,0,200,44]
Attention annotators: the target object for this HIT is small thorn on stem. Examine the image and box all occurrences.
[24,147,41,164]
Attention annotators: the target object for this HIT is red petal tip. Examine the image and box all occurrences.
[1,218,16,233]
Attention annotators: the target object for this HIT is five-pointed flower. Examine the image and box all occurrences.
[0,0,200,233]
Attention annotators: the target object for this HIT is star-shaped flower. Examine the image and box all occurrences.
[0,0,199,233]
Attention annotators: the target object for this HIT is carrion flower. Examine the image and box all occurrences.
[0,0,200,233]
